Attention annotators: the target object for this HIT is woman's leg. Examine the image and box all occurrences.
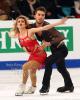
[15,60,40,95]
[22,60,41,94]
[22,62,29,84]
[30,69,37,87]
[22,60,40,86]
[29,60,41,87]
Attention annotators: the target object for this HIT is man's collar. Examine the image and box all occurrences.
[35,21,48,27]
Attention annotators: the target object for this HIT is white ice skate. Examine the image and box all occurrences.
[15,83,26,96]
[24,86,36,94]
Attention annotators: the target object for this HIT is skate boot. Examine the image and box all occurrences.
[15,83,26,96]
[57,85,74,93]
[39,86,49,95]
[24,86,36,94]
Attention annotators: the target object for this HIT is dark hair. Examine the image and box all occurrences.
[35,6,46,14]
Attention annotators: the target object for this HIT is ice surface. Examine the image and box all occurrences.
[0,68,80,100]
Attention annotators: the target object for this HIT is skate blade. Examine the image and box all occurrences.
[40,92,48,95]
[15,93,23,96]
[24,92,34,94]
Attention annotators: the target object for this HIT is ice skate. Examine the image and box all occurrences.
[15,83,26,96]
[57,86,74,93]
[24,86,36,94]
[39,86,49,95]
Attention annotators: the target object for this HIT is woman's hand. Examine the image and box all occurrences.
[8,31,16,38]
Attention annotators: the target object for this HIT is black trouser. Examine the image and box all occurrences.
[42,44,73,88]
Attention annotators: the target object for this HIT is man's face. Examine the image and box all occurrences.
[34,10,45,24]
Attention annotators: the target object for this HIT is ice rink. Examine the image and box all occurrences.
[0,68,80,100]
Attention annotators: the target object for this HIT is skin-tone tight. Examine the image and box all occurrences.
[22,60,41,87]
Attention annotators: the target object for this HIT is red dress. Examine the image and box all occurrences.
[18,32,47,65]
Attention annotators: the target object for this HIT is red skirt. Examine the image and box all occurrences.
[28,51,47,64]
[27,47,47,69]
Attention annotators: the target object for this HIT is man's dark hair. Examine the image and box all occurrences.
[35,6,46,14]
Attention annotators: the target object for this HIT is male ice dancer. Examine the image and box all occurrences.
[31,7,74,94]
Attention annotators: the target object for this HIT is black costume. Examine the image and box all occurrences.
[31,21,74,93]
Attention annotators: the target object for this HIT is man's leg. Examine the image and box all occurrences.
[56,59,74,92]
[39,51,63,94]
[39,55,54,94]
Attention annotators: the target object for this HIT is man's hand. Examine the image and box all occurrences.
[60,17,68,24]
[42,40,51,47]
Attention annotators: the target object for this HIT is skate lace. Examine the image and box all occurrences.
[27,86,36,93]
[17,84,25,92]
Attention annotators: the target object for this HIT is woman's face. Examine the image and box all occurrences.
[16,18,27,29]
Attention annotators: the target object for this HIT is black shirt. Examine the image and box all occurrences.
[31,21,65,52]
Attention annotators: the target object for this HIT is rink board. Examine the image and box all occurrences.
[0,19,80,69]
[0,60,80,70]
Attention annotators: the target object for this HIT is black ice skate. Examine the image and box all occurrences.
[57,86,74,93]
[39,86,49,95]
